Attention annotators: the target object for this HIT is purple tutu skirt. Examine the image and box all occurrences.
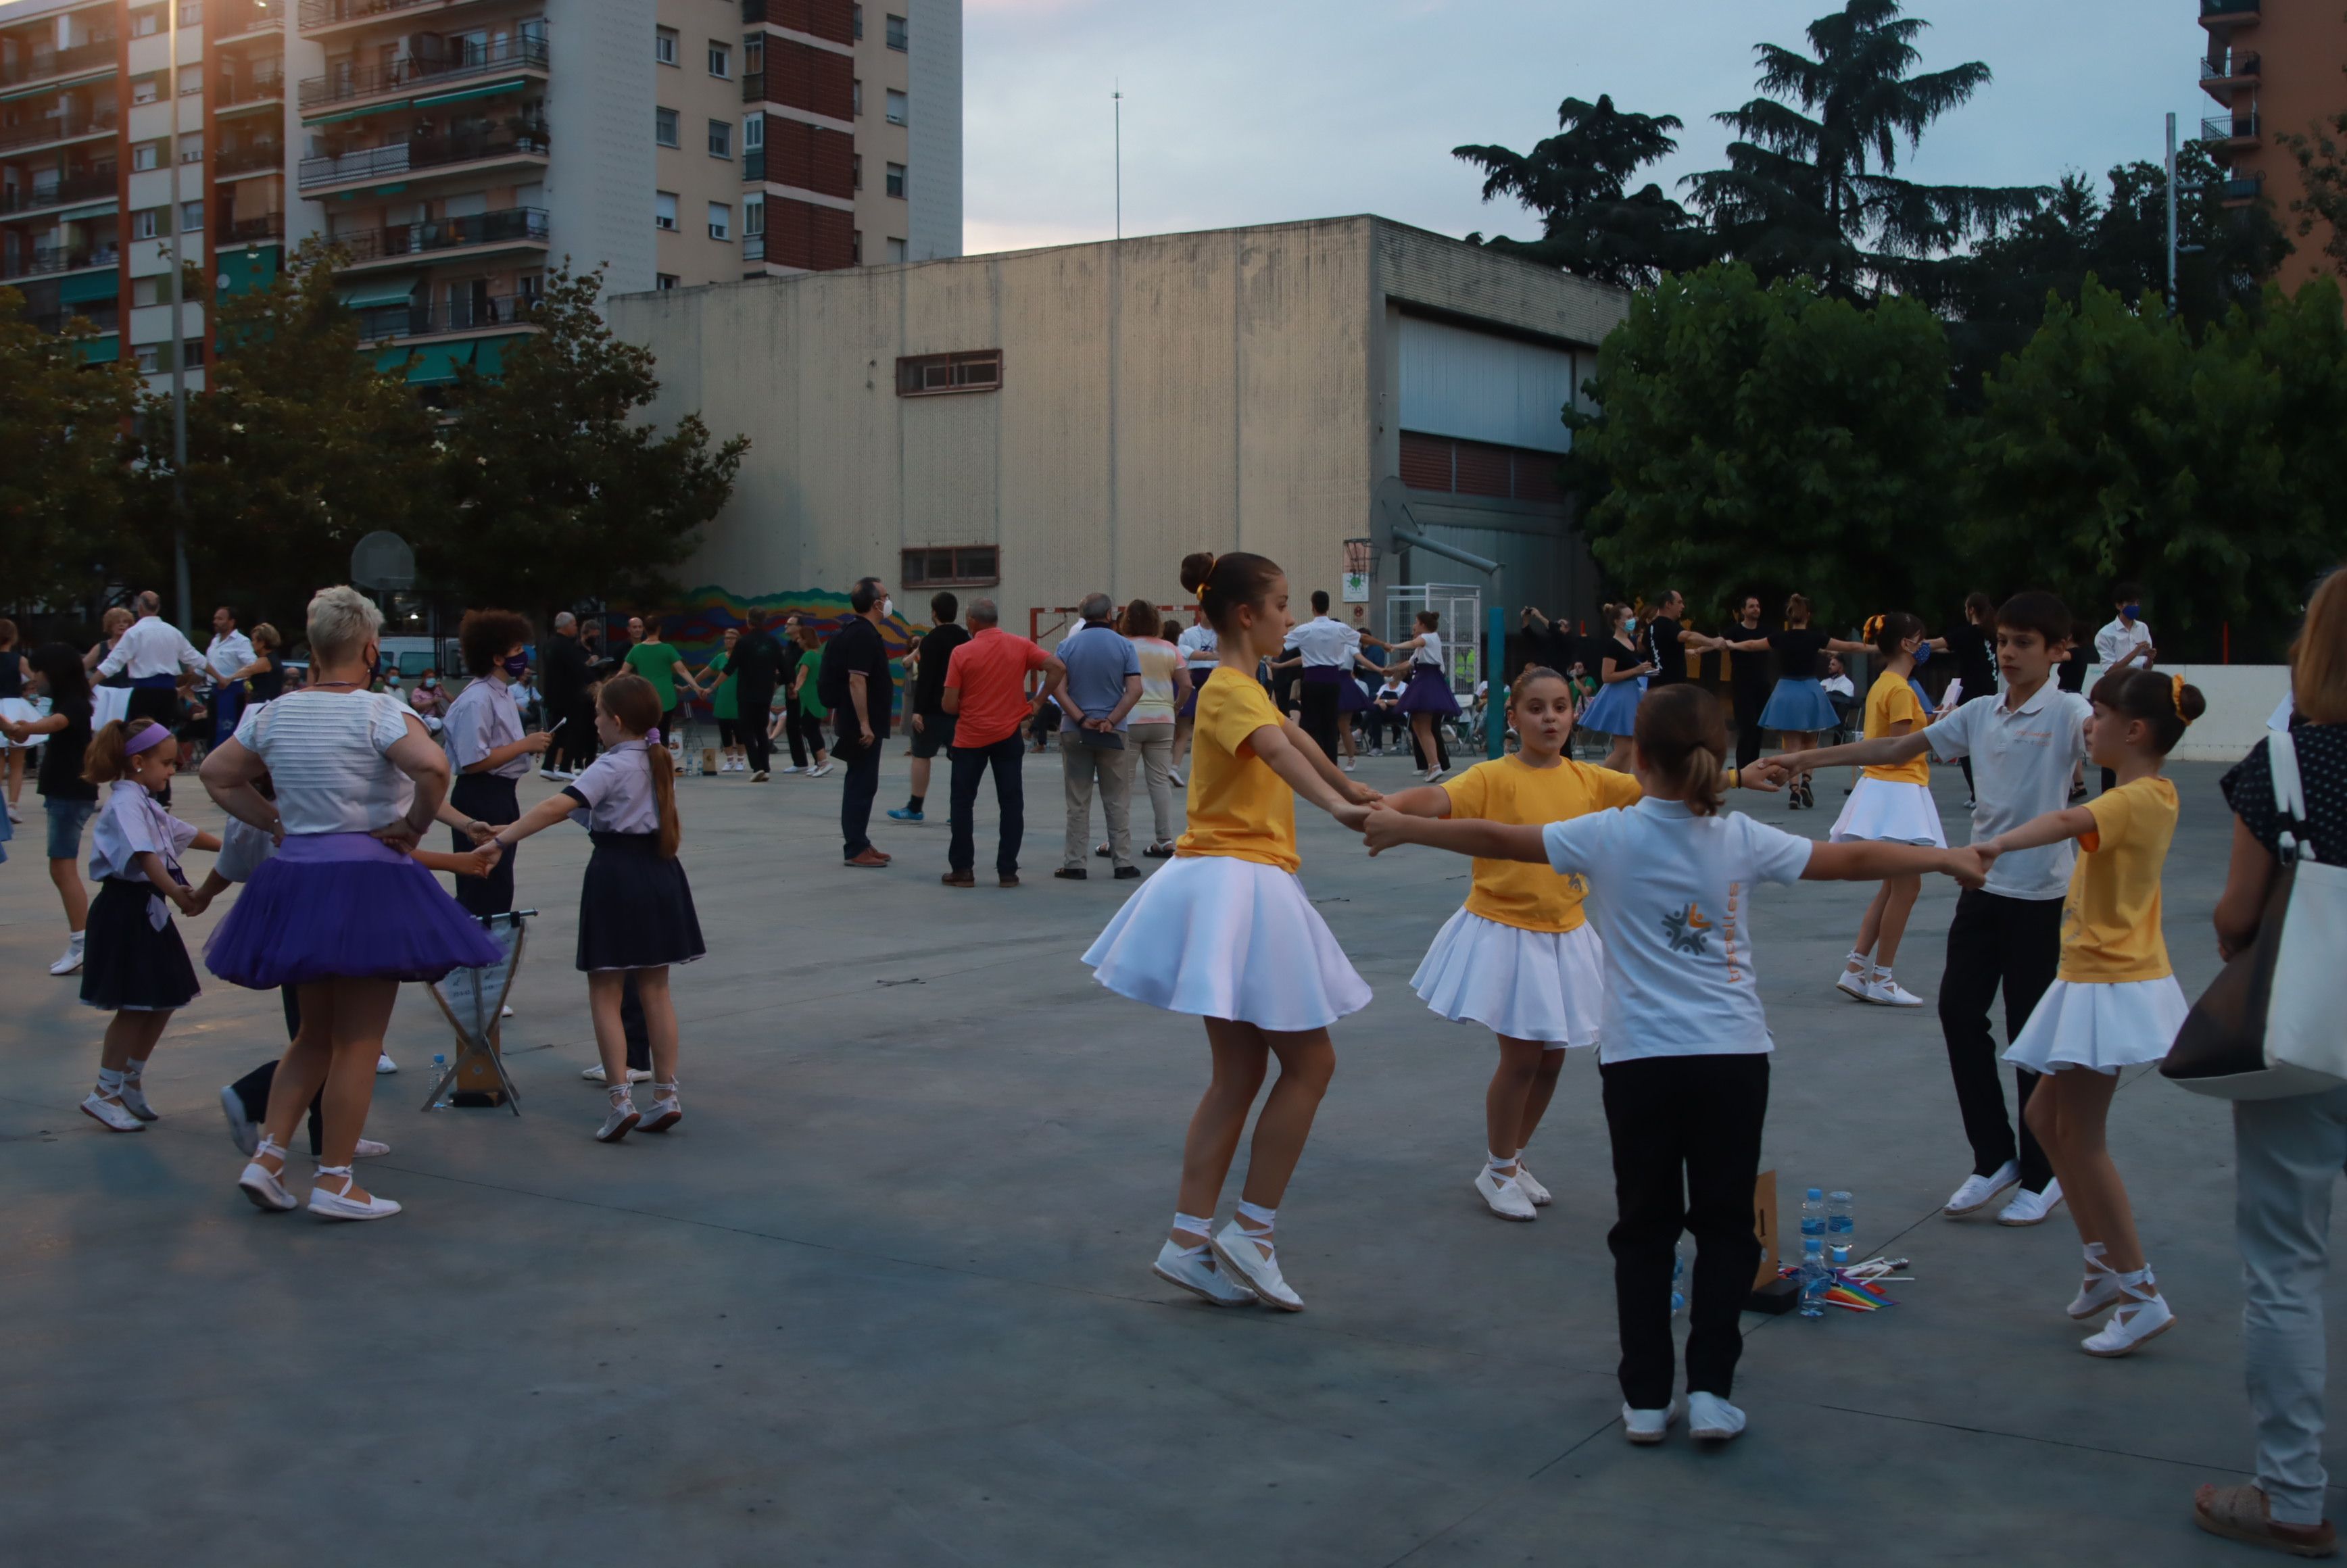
[1395,662,1461,716]
[1178,666,1209,718]
[205,832,502,989]
[1304,664,1376,712]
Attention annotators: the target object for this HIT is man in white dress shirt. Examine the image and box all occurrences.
[204,604,257,746]
[95,590,208,728]
[1280,590,1357,764]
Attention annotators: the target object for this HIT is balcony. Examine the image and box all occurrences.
[333,204,547,267]
[217,64,287,109]
[2200,0,2260,22]
[211,0,284,40]
[299,33,548,114]
[0,244,119,280]
[298,124,547,192]
[21,303,122,335]
[0,38,117,89]
[218,212,286,245]
[744,233,763,261]
[216,140,285,177]
[2200,112,2260,148]
[0,104,120,155]
[0,168,120,214]
[2201,50,2258,83]
[2221,173,2265,206]
[356,289,534,342]
[299,0,501,34]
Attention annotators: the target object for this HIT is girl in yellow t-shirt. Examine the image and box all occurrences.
[1829,612,1947,1007]
[1975,668,2206,1359]
[1082,549,1382,1315]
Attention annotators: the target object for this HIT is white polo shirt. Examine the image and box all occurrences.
[2094,616,2153,668]
[1284,616,1357,668]
[1924,678,2092,900]
[97,616,208,683]
[205,629,255,685]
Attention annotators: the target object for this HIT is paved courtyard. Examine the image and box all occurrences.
[0,742,2313,1565]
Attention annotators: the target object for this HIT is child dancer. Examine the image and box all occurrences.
[77,719,220,1131]
[1364,685,1981,1444]
[1386,610,1461,783]
[1975,668,2204,1356]
[491,674,704,1142]
[1581,604,1655,771]
[1084,550,1380,1312]
[1830,613,1945,1006]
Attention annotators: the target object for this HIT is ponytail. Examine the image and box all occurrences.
[648,737,681,858]
[597,673,683,856]
[1631,685,1730,816]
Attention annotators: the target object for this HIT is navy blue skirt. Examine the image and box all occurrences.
[1395,663,1461,716]
[578,832,705,972]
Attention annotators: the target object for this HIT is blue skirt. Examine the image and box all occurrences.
[1580,675,1646,736]
[1395,663,1460,716]
[1758,678,1840,734]
[205,833,502,989]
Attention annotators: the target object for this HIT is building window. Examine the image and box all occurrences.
[179,133,203,164]
[852,3,863,39]
[886,237,906,262]
[852,230,861,264]
[707,119,731,158]
[178,64,201,96]
[1397,431,1566,504]
[655,191,677,230]
[707,41,730,78]
[744,38,762,73]
[886,162,905,199]
[886,13,907,50]
[132,75,160,104]
[132,5,163,36]
[655,26,678,65]
[133,141,161,172]
[900,547,1000,588]
[852,153,862,190]
[896,349,1001,395]
[135,207,162,239]
[744,112,763,150]
[136,344,160,372]
[707,201,730,241]
[744,196,764,236]
[655,107,679,147]
[656,273,679,290]
[852,79,862,117]
[180,199,203,231]
[886,89,907,126]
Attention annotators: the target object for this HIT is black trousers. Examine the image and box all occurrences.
[1601,1053,1769,1408]
[948,735,1025,877]
[232,988,322,1153]
[1939,888,2060,1192]
[838,733,882,858]
[1733,680,1768,770]
[736,685,774,772]
[448,772,518,916]
[786,708,826,767]
[1297,679,1341,760]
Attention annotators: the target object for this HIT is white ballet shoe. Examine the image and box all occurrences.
[1513,1160,1553,1207]
[81,1093,143,1133]
[1474,1166,1538,1221]
[1211,1219,1303,1311]
[1152,1238,1257,1306]
[2067,1241,2121,1320]
[115,1075,158,1122]
[239,1141,297,1212]
[307,1165,400,1221]
[354,1137,390,1159]
[2081,1270,2174,1356]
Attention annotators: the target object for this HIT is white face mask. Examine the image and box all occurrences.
[879,597,894,619]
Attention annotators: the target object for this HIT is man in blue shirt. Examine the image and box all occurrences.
[1050,593,1142,880]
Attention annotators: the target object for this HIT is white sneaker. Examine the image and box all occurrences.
[308,1168,400,1221]
[116,1079,158,1122]
[580,1064,653,1084]
[500,1004,515,1018]
[538,767,571,782]
[1210,1220,1304,1311]
[1152,1238,1257,1306]
[355,1137,390,1158]
[374,1053,397,1075]
[807,762,833,778]
[1944,1160,2021,1217]
[239,1159,297,1212]
[1474,1166,1539,1221]
[219,1085,259,1156]
[1514,1160,1553,1207]
[1687,1391,1747,1441]
[1622,1402,1676,1445]
[80,1093,144,1132]
[1167,766,1186,787]
[1865,972,1924,1007]
[2082,1277,2175,1356]
[49,933,86,977]
[1998,1179,2064,1227]
[5,803,19,823]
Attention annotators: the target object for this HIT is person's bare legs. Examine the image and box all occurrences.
[1171,1020,1269,1244]
[48,855,88,934]
[1412,714,1441,775]
[2027,1069,2142,1271]
[1236,1027,1337,1215]
[1601,733,1634,771]
[313,977,397,1192]
[1869,873,1922,971]
[94,1010,171,1104]
[634,967,679,1084]
[4,745,24,809]
[1485,1036,1561,1171]
[587,971,631,1085]
[1172,712,1194,772]
[258,980,337,1165]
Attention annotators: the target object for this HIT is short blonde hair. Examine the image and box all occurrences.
[251,622,280,651]
[101,606,132,634]
[2294,569,2347,726]
[306,585,383,665]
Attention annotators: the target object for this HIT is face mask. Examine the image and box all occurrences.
[879,598,894,619]
[2123,603,2142,620]
[502,653,529,678]
[1912,641,1931,666]
[422,678,437,689]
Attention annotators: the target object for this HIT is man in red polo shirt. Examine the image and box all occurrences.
[941,599,1065,887]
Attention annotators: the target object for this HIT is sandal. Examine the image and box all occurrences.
[2194,1482,2338,1558]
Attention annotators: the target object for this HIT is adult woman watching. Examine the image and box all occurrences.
[199,585,502,1222]
[441,608,552,916]
[1119,601,1184,859]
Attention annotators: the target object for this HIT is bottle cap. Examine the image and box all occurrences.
[1803,1236,1823,1252]
[1807,1187,1823,1200]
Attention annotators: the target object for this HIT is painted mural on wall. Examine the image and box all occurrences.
[612,585,924,720]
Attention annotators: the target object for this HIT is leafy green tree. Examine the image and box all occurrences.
[2279,111,2347,277]
[424,262,748,622]
[1454,95,1705,289]
[0,287,143,612]
[1565,264,1957,629]
[1685,0,2043,296]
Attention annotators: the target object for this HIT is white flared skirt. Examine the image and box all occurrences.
[1409,908,1603,1046]
[2004,975,2190,1075]
[1082,854,1371,1032]
[1829,777,1946,848]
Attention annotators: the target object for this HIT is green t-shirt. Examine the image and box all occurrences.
[708,651,737,719]
[624,641,679,708]
[797,647,826,716]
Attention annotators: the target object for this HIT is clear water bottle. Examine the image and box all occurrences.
[1827,1191,1855,1265]
[429,1053,450,1109]
[1798,1238,1829,1319]
[1670,1245,1686,1319]
[1800,1187,1826,1252]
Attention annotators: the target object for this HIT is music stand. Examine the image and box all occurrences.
[422,909,531,1116]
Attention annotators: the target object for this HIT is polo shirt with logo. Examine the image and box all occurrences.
[1925,679,2091,900]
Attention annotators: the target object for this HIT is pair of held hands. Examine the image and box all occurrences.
[366,816,504,880]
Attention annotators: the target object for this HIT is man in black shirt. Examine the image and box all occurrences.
[1948,592,2000,806]
[827,577,898,866]
[728,610,788,781]
[892,591,971,823]
[539,612,594,779]
[1519,605,1581,675]
[1724,593,1772,771]
[1646,589,1705,688]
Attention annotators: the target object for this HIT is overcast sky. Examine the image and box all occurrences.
[963,0,2219,255]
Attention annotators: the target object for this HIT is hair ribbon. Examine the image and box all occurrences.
[644,727,662,745]
[1195,552,1217,602]
[2171,674,2193,725]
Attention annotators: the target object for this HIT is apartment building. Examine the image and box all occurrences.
[0,0,960,389]
[2198,0,2347,289]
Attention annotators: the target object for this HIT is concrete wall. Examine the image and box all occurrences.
[2125,663,2291,764]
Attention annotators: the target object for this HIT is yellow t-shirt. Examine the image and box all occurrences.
[2058,775,2179,983]
[1860,671,1931,783]
[1445,755,1643,932]
[1176,668,1298,873]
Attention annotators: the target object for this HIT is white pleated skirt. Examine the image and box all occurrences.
[1829,777,1947,848]
[1082,854,1371,1032]
[1410,908,1603,1046]
[2004,975,2190,1075]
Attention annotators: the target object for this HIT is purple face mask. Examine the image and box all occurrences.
[502,653,529,678]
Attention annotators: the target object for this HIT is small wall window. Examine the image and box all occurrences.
[654,191,677,230]
[656,272,679,290]
[132,75,160,104]
[132,141,161,171]
[180,199,203,230]
[744,196,764,236]
[654,106,679,147]
[896,349,1001,395]
[706,201,730,241]
[885,237,906,262]
[707,118,731,158]
[177,63,201,95]
[743,112,763,150]
[179,132,203,164]
[707,42,730,78]
[885,89,907,126]
[132,6,163,36]
[134,207,163,239]
[136,343,161,372]
[885,162,905,199]
[852,3,863,39]
[852,78,862,116]
[654,26,678,65]
[852,153,863,190]
[902,547,1000,588]
[886,13,907,50]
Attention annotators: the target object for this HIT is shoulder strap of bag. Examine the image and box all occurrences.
[2272,725,2314,866]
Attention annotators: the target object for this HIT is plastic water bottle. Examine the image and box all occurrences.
[1670,1245,1686,1319]
[429,1054,450,1109]
[1827,1191,1855,1265]
[1798,1238,1829,1319]
[1800,1187,1826,1253]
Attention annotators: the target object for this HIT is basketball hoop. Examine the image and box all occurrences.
[1343,537,1379,576]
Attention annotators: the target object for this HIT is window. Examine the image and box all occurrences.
[135,207,162,239]
[132,75,160,105]
[707,201,730,241]
[654,106,679,147]
[852,229,861,264]
[180,337,205,368]
[707,41,729,78]
[132,141,161,172]
[852,153,862,190]
[885,162,905,199]
[654,191,677,230]
[656,272,679,290]
[852,3,863,39]
[743,113,763,150]
[180,199,203,231]
[133,275,164,306]
[132,6,162,36]
[885,236,906,262]
[896,349,1002,395]
[744,38,762,73]
[885,89,906,126]
[852,78,861,116]
[707,118,731,158]
[178,64,201,96]
[744,196,765,236]
[900,547,999,588]
[654,26,678,65]
[179,132,203,164]
[886,13,907,50]
[1397,431,1568,504]
[136,344,160,372]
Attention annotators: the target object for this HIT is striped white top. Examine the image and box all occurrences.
[233,690,417,835]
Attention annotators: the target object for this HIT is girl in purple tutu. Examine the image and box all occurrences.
[1384,610,1462,784]
[76,718,222,1132]
[491,673,704,1144]
[200,587,501,1223]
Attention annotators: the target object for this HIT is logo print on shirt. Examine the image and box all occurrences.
[1662,902,1714,956]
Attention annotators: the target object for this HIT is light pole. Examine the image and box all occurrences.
[1113,85,1122,241]
[166,0,191,630]
[2165,112,2179,316]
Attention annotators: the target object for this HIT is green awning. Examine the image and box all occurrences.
[335,272,418,309]
[410,78,527,107]
[470,333,522,377]
[59,270,119,303]
[0,70,112,104]
[379,339,477,385]
[76,333,118,364]
[303,98,411,124]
